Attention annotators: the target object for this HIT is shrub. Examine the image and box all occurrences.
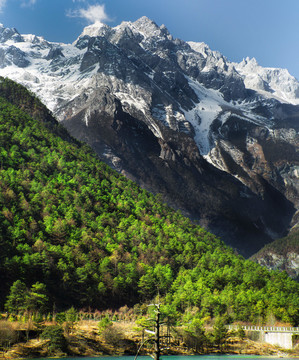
[40,325,67,353]
[236,325,245,339]
[101,325,125,346]
[213,317,228,351]
[55,312,66,324]
[0,321,17,349]
[98,316,112,334]
[64,307,78,335]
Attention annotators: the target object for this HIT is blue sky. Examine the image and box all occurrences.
[1,0,299,79]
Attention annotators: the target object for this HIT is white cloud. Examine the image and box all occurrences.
[67,3,110,24]
[0,0,6,13]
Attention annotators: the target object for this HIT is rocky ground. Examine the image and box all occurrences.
[2,320,299,359]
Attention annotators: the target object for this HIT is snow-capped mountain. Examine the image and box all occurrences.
[0,17,298,256]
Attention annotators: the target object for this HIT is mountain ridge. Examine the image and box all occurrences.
[0,18,298,257]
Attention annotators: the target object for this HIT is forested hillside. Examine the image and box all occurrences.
[251,230,299,281]
[0,77,298,325]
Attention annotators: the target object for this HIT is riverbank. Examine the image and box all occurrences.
[2,320,299,359]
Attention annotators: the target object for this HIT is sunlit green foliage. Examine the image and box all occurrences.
[40,325,67,353]
[0,77,298,325]
[5,280,48,315]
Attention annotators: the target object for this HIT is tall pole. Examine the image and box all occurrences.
[134,303,162,360]
[154,304,160,360]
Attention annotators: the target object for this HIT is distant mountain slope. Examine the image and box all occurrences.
[1,78,298,325]
[0,75,77,144]
[251,230,299,281]
[0,19,298,256]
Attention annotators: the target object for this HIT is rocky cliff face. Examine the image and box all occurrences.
[0,17,298,256]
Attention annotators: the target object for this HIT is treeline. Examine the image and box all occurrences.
[0,76,79,143]
[0,305,242,355]
[252,230,299,257]
[0,77,298,325]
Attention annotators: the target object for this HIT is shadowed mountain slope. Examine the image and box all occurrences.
[0,78,298,324]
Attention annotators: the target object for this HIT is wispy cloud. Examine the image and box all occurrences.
[0,0,6,13]
[67,3,110,24]
[21,0,37,7]
[0,0,37,13]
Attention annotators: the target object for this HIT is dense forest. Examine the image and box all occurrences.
[0,77,299,326]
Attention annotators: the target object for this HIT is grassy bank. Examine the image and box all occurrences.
[1,319,299,359]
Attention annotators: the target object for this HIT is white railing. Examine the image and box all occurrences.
[227,325,299,333]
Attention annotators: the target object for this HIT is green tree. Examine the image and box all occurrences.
[5,280,27,314]
[184,318,206,352]
[64,307,77,335]
[40,325,67,354]
[26,282,49,314]
[213,317,228,351]
[98,315,112,333]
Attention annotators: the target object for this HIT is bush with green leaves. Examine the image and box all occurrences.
[33,312,45,331]
[236,325,245,339]
[55,312,66,324]
[40,325,67,353]
[98,316,112,334]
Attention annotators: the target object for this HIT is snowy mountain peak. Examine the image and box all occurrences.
[187,40,299,104]
[78,21,111,40]
[111,16,173,45]
[130,16,168,39]
[0,17,298,144]
[234,57,299,103]
[241,56,259,67]
[0,24,23,43]
[0,17,298,251]
[22,34,47,45]
[188,41,222,60]
[134,16,159,29]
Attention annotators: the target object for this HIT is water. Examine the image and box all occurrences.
[38,356,298,360]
